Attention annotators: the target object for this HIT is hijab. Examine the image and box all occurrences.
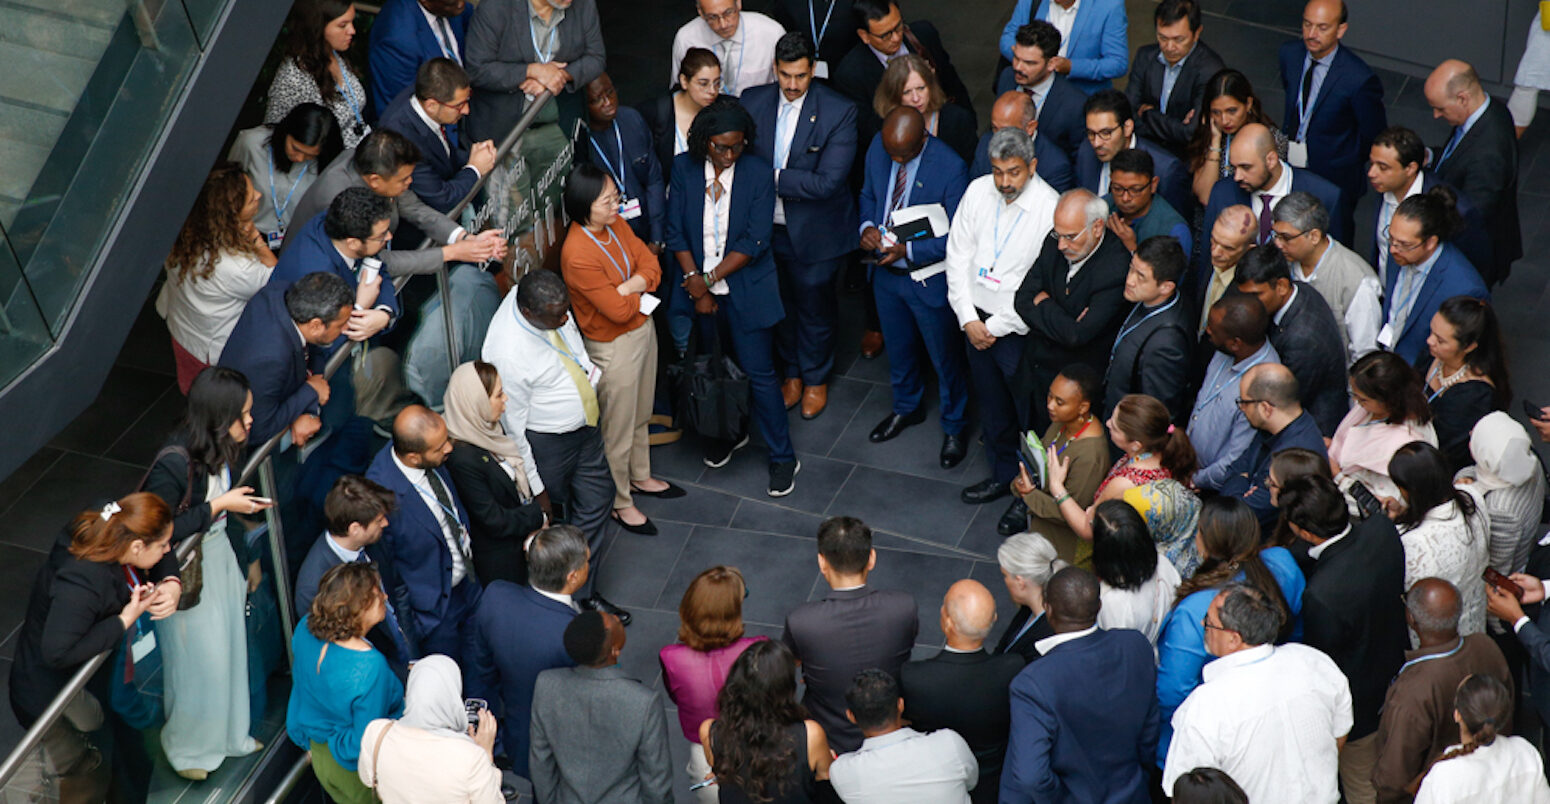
[399,654,472,741]
[1468,411,1539,493]
[442,362,532,499]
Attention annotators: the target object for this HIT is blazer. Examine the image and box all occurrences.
[741,82,859,262]
[1434,98,1523,285]
[463,0,605,142]
[287,150,461,277]
[994,606,1056,664]
[1268,283,1349,436]
[1277,42,1387,201]
[1194,167,1345,286]
[1380,243,1489,367]
[1301,513,1409,740]
[367,0,475,114]
[1364,171,1490,282]
[781,585,919,753]
[443,441,544,587]
[1014,229,1132,384]
[857,134,969,288]
[1074,135,1193,218]
[832,20,974,167]
[665,152,785,332]
[270,211,402,324]
[998,0,1130,94]
[1001,629,1158,803]
[1103,294,1193,420]
[364,444,480,656]
[293,534,413,674]
[901,648,1026,803]
[970,128,1075,192]
[469,580,577,778]
[582,106,667,244]
[529,665,675,804]
[635,92,738,190]
[217,282,320,444]
[770,0,858,67]
[992,71,1088,165]
[1125,41,1225,153]
[376,88,478,214]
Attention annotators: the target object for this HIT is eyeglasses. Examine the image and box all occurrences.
[1201,615,1230,632]
[701,6,739,25]
[1109,182,1152,198]
[867,19,905,41]
[709,140,746,155]
[1384,227,1425,254]
[1048,229,1086,244]
[1085,125,1123,142]
[1234,397,1269,408]
[1270,228,1312,243]
[437,97,471,112]
[365,230,393,244]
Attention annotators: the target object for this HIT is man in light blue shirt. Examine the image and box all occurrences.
[1190,293,1278,490]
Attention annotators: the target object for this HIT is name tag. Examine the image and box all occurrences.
[619,196,643,220]
[265,229,285,250]
[1287,140,1309,168]
[130,629,157,664]
[638,293,661,316]
[1376,323,1396,350]
[586,364,603,388]
[814,60,830,79]
[975,266,1002,291]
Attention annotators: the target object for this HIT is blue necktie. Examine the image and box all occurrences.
[1438,126,1464,167]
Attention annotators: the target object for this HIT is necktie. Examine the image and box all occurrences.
[425,468,472,560]
[548,329,600,426]
[1299,60,1316,124]
[1022,86,1043,117]
[1200,268,1234,334]
[720,40,737,93]
[1377,199,1396,281]
[1257,194,1274,244]
[442,124,458,151]
[775,103,796,169]
[1438,126,1464,168]
[890,162,909,212]
[437,16,459,63]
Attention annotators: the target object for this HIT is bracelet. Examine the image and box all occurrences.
[1054,492,1072,505]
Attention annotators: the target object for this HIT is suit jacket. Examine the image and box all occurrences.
[469,580,576,777]
[858,134,969,291]
[770,0,858,67]
[781,585,919,753]
[529,665,674,804]
[581,106,667,244]
[270,211,402,323]
[1268,283,1348,436]
[364,444,480,656]
[1514,589,1550,740]
[998,0,1129,94]
[1301,513,1409,740]
[217,283,320,444]
[376,88,478,213]
[1125,41,1225,153]
[994,607,1056,664]
[1193,167,1345,287]
[970,128,1075,192]
[1001,629,1158,803]
[1364,171,1490,283]
[1434,98,1522,285]
[1014,229,1132,385]
[992,71,1088,165]
[293,534,413,674]
[634,92,736,188]
[444,441,544,587]
[832,20,974,173]
[664,152,785,332]
[1074,135,1193,218]
[901,648,1026,803]
[1103,294,1193,420]
[741,82,859,262]
[463,0,605,141]
[1278,42,1387,203]
[1379,243,1489,367]
[367,0,475,114]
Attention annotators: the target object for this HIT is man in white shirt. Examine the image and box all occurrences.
[1163,582,1353,803]
[829,669,978,804]
[669,0,785,96]
[1270,191,1380,362]
[480,269,628,624]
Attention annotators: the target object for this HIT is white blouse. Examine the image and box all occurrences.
[157,251,274,364]
[1098,550,1182,646]
[1414,736,1550,804]
[1400,493,1490,639]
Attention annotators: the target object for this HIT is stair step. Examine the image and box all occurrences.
[0,0,124,29]
[0,5,115,61]
[0,136,49,203]
[0,40,99,116]
[0,97,67,149]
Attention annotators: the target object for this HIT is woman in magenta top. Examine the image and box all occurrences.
[659,565,766,802]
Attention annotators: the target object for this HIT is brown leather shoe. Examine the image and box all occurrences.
[860,330,884,359]
[801,384,828,419]
[782,378,803,409]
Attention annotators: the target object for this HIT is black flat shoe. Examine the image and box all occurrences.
[869,408,927,443]
[940,433,967,468]
[961,477,1011,505]
[580,593,632,626]
[611,511,659,536]
[997,498,1030,536]
[630,481,686,499]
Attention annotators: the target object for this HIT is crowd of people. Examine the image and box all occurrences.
[10,0,1550,801]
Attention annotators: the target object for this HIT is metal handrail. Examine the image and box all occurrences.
[260,752,313,804]
[0,90,557,792]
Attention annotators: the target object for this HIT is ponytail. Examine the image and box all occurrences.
[1395,185,1464,243]
[1113,394,1197,481]
[1159,424,1198,483]
[1415,674,1512,793]
[69,492,173,563]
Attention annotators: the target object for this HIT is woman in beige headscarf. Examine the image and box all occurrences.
[1456,411,1546,575]
[442,361,547,585]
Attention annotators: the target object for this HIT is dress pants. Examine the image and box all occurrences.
[416,577,482,686]
[773,226,843,386]
[583,323,657,509]
[966,329,1026,485]
[526,426,616,582]
[872,267,968,434]
[710,306,796,463]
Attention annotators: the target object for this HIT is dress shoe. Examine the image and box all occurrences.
[611,510,659,536]
[781,378,804,409]
[860,330,884,359]
[801,385,828,419]
[940,433,967,468]
[630,480,686,499]
[961,477,1011,504]
[581,593,633,626]
[997,498,1030,536]
[869,408,926,443]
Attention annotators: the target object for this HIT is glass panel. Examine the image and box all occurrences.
[0,226,53,388]
[179,0,234,51]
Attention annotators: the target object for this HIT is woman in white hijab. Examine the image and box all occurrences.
[358,654,502,803]
[1456,412,1546,574]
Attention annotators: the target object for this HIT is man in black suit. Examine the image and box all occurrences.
[375,58,495,215]
[1125,0,1224,157]
[901,580,1025,804]
[1104,235,1192,420]
[1074,90,1193,233]
[782,516,919,753]
[994,21,1086,164]
[1280,474,1408,803]
[969,91,1076,192]
[1232,245,1347,436]
[1423,59,1522,286]
[1013,189,1132,434]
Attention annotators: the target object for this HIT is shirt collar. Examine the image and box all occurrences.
[780,91,807,113]
[1408,242,1445,278]
[1265,162,1294,199]
[1026,71,1055,97]
[1459,96,1491,137]
[332,242,358,269]
[1385,172,1426,207]
[1272,283,1299,326]
[1033,624,1098,655]
[867,40,907,66]
[1233,339,1275,370]
[1158,43,1197,69]
[704,159,736,189]
[531,1,565,27]
[1300,238,1333,281]
[1202,643,1275,681]
[410,95,444,138]
[293,322,308,348]
[391,448,427,487]
[1307,45,1338,68]
[1006,176,1052,212]
[1066,230,1106,275]
[830,583,866,592]
[1404,634,1463,662]
[1307,523,1353,560]
[858,727,925,752]
[324,533,363,563]
[533,586,577,610]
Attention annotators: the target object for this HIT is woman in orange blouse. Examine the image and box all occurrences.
[560,163,685,536]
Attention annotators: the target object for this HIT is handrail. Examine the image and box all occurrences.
[0,90,558,792]
[260,752,313,804]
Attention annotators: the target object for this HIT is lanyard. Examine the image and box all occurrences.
[720,28,747,95]
[1390,264,1426,328]
[1008,610,1044,650]
[1195,349,1270,411]
[808,0,837,52]
[1397,640,1465,677]
[1053,418,1094,457]
[1110,295,1180,362]
[581,225,632,281]
[267,151,310,230]
[410,473,464,531]
[531,16,558,62]
[589,122,628,191]
[674,125,689,155]
[332,52,366,128]
[514,307,588,369]
[989,204,1025,270]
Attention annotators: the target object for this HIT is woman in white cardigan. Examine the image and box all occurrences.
[358,655,503,803]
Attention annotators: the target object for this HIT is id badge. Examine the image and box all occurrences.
[619,197,643,220]
[1376,323,1396,350]
[586,364,603,388]
[814,60,830,79]
[265,229,284,250]
[1287,140,1309,168]
[130,629,157,664]
[974,266,1002,291]
[638,293,661,315]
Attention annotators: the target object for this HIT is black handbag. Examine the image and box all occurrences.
[135,446,203,610]
[669,322,749,443]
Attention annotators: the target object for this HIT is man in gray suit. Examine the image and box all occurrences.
[529,610,673,804]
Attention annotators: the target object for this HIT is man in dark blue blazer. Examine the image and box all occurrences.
[1072,89,1192,217]
[970,91,1075,192]
[1365,126,1490,282]
[1001,567,1157,803]
[270,187,401,336]
[368,0,474,115]
[1233,246,1348,436]
[1277,0,1386,239]
[469,525,586,778]
[994,21,1088,164]
[1218,363,1329,532]
[742,33,858,420]
[365,405,482,677]
[1377,226,1488,367]
[1125,0,1225,156]
[581,72,666,248]
[376,58,492,214]
[998,0,1130,95]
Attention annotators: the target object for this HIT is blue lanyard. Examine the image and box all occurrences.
[589,123,628,192]
[531,16,558,62]
[1194,349,1270,411]
[580,225,632,282]
[1008,610,1044,650]
[1390,265,1426,329]
[410,472,464,530]
[808,0,837,52]
[1111,295,1180,362]
[267,151,310,229]
[1397,640,1465,677]
[990,204,1025,270]
[332,52,365,128]
[514,308,588,368]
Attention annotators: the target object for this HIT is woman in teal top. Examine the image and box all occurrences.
[287,562,405,804]
[1153,495,1306,767]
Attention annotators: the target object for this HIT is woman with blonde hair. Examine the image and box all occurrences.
[872,54,976,162]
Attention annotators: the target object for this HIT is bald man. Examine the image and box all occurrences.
[1192,205,1255,335]
[901,580,1026,804]
[970,91,1075,191]
[1276,0,1385,239]
[1216,362,1328,532]
[1423,59,1522,286]
[366,404,483,674]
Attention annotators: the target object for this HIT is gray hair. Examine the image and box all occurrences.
[997,532,1067,586]
[1217,582,1284,646]
[1272,191,1330,238]
[1060,188,1109,228]
[527,525,589,592]
[987,127,1036,165]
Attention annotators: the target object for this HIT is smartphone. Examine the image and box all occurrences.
[250,497,273,506]
[1347,480,1384,519]
[1523,400,1548,422]
[689,777,717,792]
[1484,567,1525,600]
[464,697,488,726]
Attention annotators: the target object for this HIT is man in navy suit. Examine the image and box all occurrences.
[368,0,473,115]
[970,91,1075,192]
[1233,247,1348,437]
[270,187,400,343]
[1073,89,1191,216]
[857,107,970,455]
[998,0,1129,95]
[994,21,1086,164]
[1001,567,1158,803]
[582,72,666,248]
[1365,126,1489,283]
[1277,0,1386,240]
[470,525,586,778]
[376,58,495,214]
[743,33,858,420]
[366,405,482,676]
[1377,193,1489,366]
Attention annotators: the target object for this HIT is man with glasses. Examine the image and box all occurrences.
[1074,90,1191,218]
[1125,0,1223,156]
[1364,126,1488,285]
[834,0,973,157]
[1217,362,1327,531]
[1270,191,1380,362]
[669,0,786,97]
[1102,148,1190,256]
[1232,245,1347,437]
[378,58,497,214]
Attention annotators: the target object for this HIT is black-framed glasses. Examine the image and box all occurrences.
[1270,228,1312,243]
[1201,615,1229,632]
[1234,397,1269,408]
[709,140,746,155]
[1110,182,1152,198]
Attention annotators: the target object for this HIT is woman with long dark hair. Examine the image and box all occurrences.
[1186,69,1287,205]
[1329,350,1437,501]
[266,0,370,147]
[1091,500,1181,645]
[1413,674,1550,802]
[1422,296,1511,470]
[700,640,831,803]
[1388,441,1489,637]
[227,102,342,248]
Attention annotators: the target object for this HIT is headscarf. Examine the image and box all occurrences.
[399,654,472,741]
[1468,411,1539,493]
[442,362,532,499]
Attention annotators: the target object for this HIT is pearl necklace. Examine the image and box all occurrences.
[1427,361,1469,393]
